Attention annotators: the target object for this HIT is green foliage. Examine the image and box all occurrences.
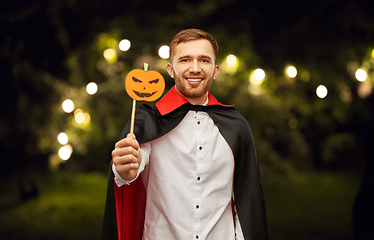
[1,0,374,175]
[0,172,107,240]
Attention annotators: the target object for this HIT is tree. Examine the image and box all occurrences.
[1,0,373,177]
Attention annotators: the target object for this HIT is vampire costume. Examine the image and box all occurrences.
[102,86,268,240]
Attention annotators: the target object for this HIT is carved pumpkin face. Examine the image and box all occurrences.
[125,69,165,102]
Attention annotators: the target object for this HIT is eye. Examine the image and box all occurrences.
[132,77,142,83]
[149,78,159,84]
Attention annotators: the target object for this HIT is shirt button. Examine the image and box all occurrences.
[196,235,199,239]
[196,205,199,209]
[199,146,202,150]
[197,177,200,181]
[197,121,200,125]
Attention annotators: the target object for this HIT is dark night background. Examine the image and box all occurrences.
[1,0,374,239]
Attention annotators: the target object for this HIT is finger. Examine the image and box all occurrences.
[115,162,139,173]
[115,137,139,149]
[112,146,139,159]
[115,138,131,148]
[113,155,138,166]
[127,133,136,140]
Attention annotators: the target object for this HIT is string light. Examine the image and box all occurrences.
[158,45,170,59]
[249,68,266,86]
[103,48,117,63]
[57,132,68,145]
[254,68,265,81]
[62,99,74,113]
[286,65,297,78]
[86,82,98,95]
[58,144,72,160]
[119,39,131,51]
[74,109,85,124]
[316,85,328,98]
[226,54,237,67]
[74,109,91,124]
[355,69,367,82]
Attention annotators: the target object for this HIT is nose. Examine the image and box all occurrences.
[190,60,201,73]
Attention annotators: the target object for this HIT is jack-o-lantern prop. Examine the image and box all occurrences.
[125,69,165,102]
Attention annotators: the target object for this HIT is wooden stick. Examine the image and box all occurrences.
[130,99,136,134]
[129,63,148,135]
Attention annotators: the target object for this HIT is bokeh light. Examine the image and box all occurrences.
[103,48,117,63]
[226,54,237,67]
[62,99,74,113]
[158,45,170,59]
[249,68,266,86]
[86,82,98,95]
[57,132,68,145]
[355,68,367,82]
[83,112,91,124]
[358,82,372,98]
[286,66,297,78]
[74,109,91,124]
[254,68,266,81]
[58,144,72,160]
[316,85,328,98]
[119,39,131,51]
[103,49,115,59]
[74,109,85,124]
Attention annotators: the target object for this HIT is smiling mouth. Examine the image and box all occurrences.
[133,90,157,98]
[186,78,203,84]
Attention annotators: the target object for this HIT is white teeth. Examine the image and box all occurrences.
[187,78,202,82]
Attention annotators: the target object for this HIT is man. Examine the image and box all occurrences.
[102,28,268,240]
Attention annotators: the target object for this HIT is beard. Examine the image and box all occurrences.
[173,70,214,100]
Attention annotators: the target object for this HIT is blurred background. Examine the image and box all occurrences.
[1,0,373,239]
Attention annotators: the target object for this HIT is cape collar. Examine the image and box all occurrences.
[156,86,234,116]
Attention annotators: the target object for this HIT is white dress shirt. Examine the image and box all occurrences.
[113,106,244,239]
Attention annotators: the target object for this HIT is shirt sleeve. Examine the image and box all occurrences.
[234,206,245,239]
[233,192,245,239]
[112,143,151,187]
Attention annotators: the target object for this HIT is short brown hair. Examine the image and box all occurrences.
[169,28,218,64]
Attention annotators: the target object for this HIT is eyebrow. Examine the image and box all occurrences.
[177,54,213,61]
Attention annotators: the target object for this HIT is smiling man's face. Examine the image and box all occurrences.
[167,39,220,105]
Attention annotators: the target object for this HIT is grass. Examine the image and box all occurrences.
[264,171,360,240]
[0,172,107,240]
[0,170,360,240]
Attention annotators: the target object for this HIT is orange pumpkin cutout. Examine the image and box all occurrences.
[125,69,165,102]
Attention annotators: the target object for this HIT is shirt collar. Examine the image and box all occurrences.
[156,86,234,116]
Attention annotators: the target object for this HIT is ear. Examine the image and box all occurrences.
[213,65,220,79]
[166,63,174,78]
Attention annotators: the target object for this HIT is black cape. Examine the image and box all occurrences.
[102,99,268,240]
